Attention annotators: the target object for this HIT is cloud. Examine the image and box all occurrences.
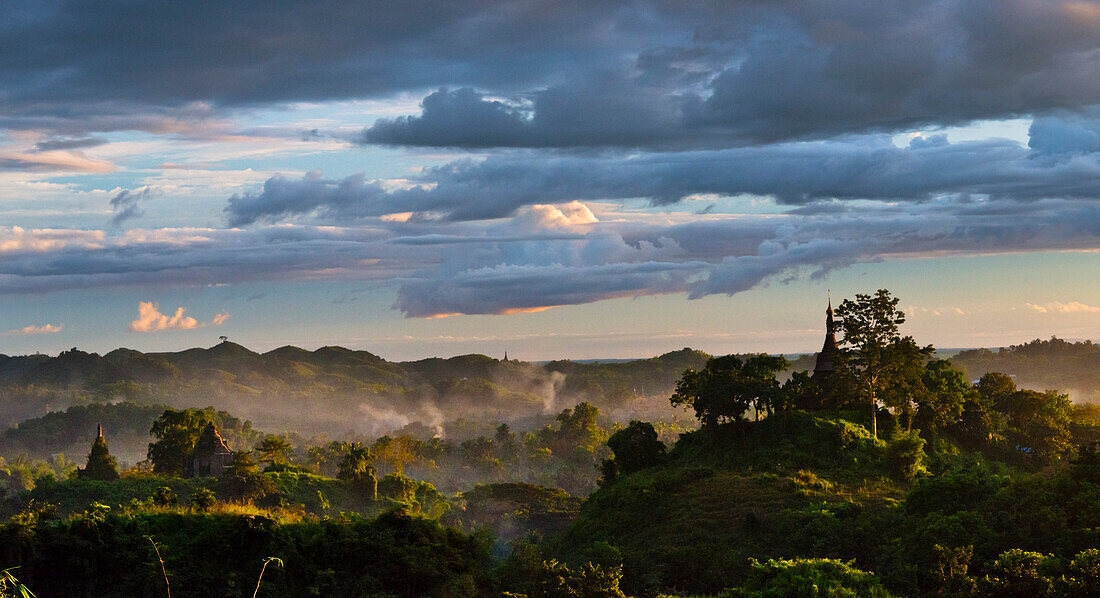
[361,83,685,149]
[128,301,230,332]
[0,226,105,253]
[227,129,1100,226]
[357,1,1100,149]
[33,137,108,152]
[515,202,598,231]
[0,150,115,173]
[109,186,157,226]
[9,192,1100,319]
[225,171,388,227]
[129,302,199,332]
[6,323,62,335]
[1026,301,1100,313]
[2,1,1099,144]
[0,2,651,134]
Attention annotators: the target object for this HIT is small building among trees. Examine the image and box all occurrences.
[192,422,235,477]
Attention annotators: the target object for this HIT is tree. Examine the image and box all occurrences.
[834,289,932,438]
[976,372,1017,402]
[79,432,119,481]
[221,450,274,501]
[601,421,665,484]
[670,354,789,427]
[998,389,1075,466]
[980,549,1057,597]
[885,430,927,482]
[337,443,377,500]
[949,372,1009,447]
[501,559,627,598]
[148,408,215,476]
[914,360,971,436]
[733,558,895,597]
[378,472,418,502]
[255,435,293,466]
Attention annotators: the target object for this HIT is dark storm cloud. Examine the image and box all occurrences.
[361,0,1100,149]
[1,0,665,133]
[227,125,1100,225]
[362,82,688,148]
[7,1,1100,142]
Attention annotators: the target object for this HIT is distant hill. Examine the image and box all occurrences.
[0,342,712,435]
[951,337,1100,401]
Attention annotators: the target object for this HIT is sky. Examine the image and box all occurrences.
[4,0,1100,360]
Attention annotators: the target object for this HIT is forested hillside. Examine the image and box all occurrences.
[9,294,1100,596]
[0,343,710,434]
[952,337,1100,401]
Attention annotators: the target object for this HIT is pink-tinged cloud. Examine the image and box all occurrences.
[0,151,116,173]
[1026,301,1100,314]
[128,302,230,332]
[7,323,62,335]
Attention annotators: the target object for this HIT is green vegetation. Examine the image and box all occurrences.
[6,290,1100,596]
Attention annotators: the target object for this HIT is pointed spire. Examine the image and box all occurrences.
[97,422,103,438]
[814,294,839,380]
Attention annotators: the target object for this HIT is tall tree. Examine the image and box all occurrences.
[834,289,932,438]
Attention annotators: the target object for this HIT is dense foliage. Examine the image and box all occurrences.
[7,291,1100,596]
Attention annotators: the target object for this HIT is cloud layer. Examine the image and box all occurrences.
[228,121,1100,226]
[6,1,1100,334]
[5,1,1100,144]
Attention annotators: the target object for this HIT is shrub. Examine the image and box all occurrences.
[190,487,216,511]
[885,430,927,482]
[151,486,177,507]
[732,558,895,598]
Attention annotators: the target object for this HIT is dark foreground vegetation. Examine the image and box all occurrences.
[6,290,1100,597]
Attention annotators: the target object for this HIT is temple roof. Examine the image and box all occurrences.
[193,422,233,456]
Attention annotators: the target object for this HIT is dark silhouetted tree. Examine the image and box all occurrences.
[601,421,665,484]
[670,354,788,427]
